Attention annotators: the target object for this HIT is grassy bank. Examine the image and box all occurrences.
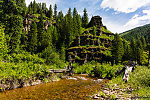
[0,51,67,91]
[105,66,150,99]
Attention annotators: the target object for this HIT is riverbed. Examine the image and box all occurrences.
[0,74,108,99]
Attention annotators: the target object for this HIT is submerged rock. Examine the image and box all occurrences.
[67,77,77,80]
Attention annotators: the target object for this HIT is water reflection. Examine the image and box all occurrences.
[0,75,108,99]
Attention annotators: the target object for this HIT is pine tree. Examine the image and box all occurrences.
[136,38,143,50]
[66,8,73,46]
[37,13,47,52]
[136,47,144,65]
[112,34,124,64]
[140,36,146,50]
[28,2,33,14]
[0,0,4,22]
[52,26,58,47]
[42,3,47,14]
[32,0,37,14]
[130,38,136,61]
[73,8,78,37]
[47,4,53,20]
[46,26,53,46]
[56,11,64,49]
[2,0,25,53]
[28,21,38,53]
[16,0,26,16]
[122,40,131,61]
[4,15,23,53]
[147,44,150,66]
[3,0,26,15]
[76,14,82,35]
[20,30,27,49]
[37,3,42,13]
[82,8,88,28]
[54,4,57,20]
[0,25,8,58]
[60,43,66,61]
[136,38,144,65]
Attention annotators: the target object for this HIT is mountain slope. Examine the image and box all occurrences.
[120,24,150,41]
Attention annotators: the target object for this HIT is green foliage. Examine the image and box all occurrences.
[28,21,38,53]
[0,25,8,59]
[130,66,150,87]
[0,61,50,80]
[8,51,45,64]
[5,14,23,53]
[73,62,123,79]
[37,13,48,52]
[54,4,57,20]
[76,14,82,35]
[90,63,123,79]
[140,36,147,50]
[122,39,131,61]
[73,63,93,74]
[112,34,124,64]
[73,8,78,37]
[130,38,136,60]
[120,24,150,41]
[63,8,74,46]
[107,66,150,98]
[136,38,143,50]
[32,0,37,14]
[102,26,112,33]
[47,4,53,20]
[82,8,88,28]
[40,46,65,68]
[52,26,58,46]
[60,44,66,61]
[93,26,96,36]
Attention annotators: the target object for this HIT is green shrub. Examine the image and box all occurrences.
[73,62,123,79]
[40,46,66,68]
[129,66,150,87]
[90,64,123,79]
[73,63,93,74]
[0,61,51,80]
[7,51,45,64]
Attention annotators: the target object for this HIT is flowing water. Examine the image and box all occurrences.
[0,74,108,100]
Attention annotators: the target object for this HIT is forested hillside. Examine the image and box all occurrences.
[0,0,88,63]
[1,1,150,99]
[120,24,150,41]
[0,0,116,81]
[0,0,149,74]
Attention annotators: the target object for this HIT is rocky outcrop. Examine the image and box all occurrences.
[0,73,61,92]
[88,16,103,28]
[66,16,114,64]
[23,14,52,32]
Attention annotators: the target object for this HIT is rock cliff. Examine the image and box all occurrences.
[66,16,114,64]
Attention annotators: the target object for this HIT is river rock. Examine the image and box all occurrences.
[76,76,87,80]
[67,77,77,80]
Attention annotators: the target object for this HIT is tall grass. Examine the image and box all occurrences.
[107,66,150,97]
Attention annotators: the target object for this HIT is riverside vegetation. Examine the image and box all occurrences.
[0,0,150,99]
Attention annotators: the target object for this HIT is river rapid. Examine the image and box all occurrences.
[0,74,108,100]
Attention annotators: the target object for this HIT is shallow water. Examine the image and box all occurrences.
[0,75,108,100]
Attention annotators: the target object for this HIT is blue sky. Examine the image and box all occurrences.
[25,0,150,33]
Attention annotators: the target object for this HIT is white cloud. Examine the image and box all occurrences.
[100,0,150,13]
[123,9,150,31]
[25,0,60,7]
[103,19,123,33]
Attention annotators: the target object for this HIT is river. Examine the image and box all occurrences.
[0,74,108,100]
